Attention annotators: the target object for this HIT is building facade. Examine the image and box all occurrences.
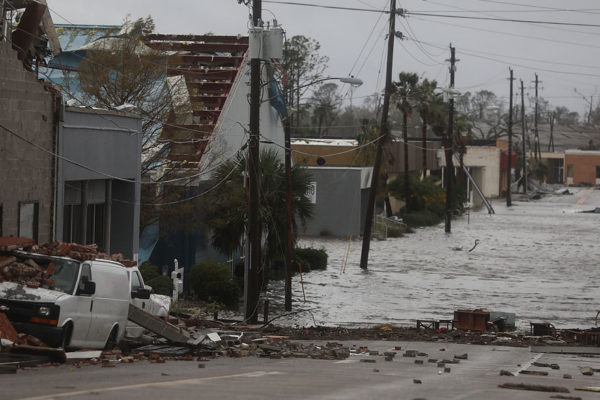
[564,150,600,185]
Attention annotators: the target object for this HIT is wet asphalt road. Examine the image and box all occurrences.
[4,341,600,400]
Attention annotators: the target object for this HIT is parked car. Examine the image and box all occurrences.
[0,250,139,349]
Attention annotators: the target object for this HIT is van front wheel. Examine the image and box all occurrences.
[60,323,73,350]
[104,326,119,350]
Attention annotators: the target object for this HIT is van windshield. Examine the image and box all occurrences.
[48,260,81,294]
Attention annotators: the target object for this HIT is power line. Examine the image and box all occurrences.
[406,11,600,28]
[410,15,600,51]
[262,1,392,13]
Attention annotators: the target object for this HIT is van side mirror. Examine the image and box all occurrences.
[79,281,96,295]
[133,288,151,299]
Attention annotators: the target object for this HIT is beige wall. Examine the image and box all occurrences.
[439,146,501,198]
[565,150,600,185]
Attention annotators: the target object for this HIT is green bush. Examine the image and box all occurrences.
[189,261,240,309]
[295,247,327,271]
[402,209,442,227]
[139,261,160,281]
[145,275,173,296]
[389,175,446,217]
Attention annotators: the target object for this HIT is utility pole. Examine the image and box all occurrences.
[548,111,555,152]
[520,79,527,194]
[507,68,514,207]
[246,0,262,323]
[533,74,541,160]
[283,117,293,311]
[360,0,396,270]
[444,44,457,234]
[574,88,594,125]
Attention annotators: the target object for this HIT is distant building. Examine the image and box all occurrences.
[564,150,600,186]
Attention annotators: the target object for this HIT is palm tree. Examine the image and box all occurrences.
[394,72,419,211]
[417,79,438,175]
[203,148,314,264]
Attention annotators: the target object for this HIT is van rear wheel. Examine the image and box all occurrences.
[104,326,119,350]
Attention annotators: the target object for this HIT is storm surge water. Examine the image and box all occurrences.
[267,187,600,331]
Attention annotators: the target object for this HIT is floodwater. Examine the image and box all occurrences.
[267,186,600,331]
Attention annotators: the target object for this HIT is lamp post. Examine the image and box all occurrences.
[283,76,362,311]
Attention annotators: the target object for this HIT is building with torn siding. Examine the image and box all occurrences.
[55,107,142,259]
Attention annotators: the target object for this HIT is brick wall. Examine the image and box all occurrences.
[0,41,56,243]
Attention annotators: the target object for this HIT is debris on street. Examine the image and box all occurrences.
[498,383,570,393]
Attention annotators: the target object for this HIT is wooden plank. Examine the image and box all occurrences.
[499,383,569,393]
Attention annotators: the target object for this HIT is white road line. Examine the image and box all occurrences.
[17,371,283,400]
[514,353,543,376]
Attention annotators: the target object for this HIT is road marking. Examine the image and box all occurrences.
[17,371,282,400]
[575,187,594,206]
[514,353,543,376]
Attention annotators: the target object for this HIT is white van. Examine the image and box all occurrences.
[0,251,137,349]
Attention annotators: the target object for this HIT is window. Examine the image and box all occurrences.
[76,264,92,296]
[131,271,143,290]
[63,204,105,250]
[0,204,3,236]
[86,204,105,249]
[18,202,38,241]
[567,165,574,178]
[596,166,600,179]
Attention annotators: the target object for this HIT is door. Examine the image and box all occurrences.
[130,270,147,311]
[68,263,93,347]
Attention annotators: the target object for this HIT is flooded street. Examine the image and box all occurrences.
[268,187,600,330]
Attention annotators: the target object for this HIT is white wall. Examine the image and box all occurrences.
[201,63,285,175]
[463,147,500,197]
[438,146,501,198]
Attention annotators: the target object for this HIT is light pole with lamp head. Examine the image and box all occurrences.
[282,76,362,311]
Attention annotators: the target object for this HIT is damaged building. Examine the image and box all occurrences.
[0,2,142,259]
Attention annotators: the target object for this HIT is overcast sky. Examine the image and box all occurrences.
[47,0,600,117]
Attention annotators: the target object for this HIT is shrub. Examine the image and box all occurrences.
[189,261,240,309]
[139,261,160,281]
[402,209,442,227]
[295,247,327,271]
[145,275,173,296]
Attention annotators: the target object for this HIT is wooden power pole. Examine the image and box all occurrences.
[246,0,262,323]
[520,79,527,194]
[507,68,514,207]
[360,0,396,270]
[444,44,457,234]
